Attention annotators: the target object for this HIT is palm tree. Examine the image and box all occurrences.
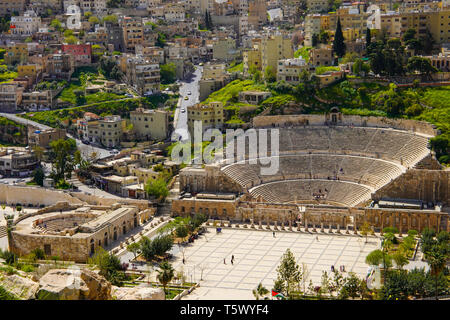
[426,246,447,300]
[157,261,175,295]
[252,283,269,300]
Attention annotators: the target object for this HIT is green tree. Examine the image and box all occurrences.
[157,261,175,294]
[49,138,77,182]
[102,14,119,24]
[365,27,371,50]
[332,17,346,58]
[88,16,100,26]
[407,56,437,77]
[252,283,269,300]
[32,167,45,186]
[360,221,373,243]
[50,19,62,32]
[127,242,140,259]
[145,178,169,200]
[64,35,78,44]
[365,249,383,266]
[274,249,302,298]
[264,66,276,83]
[426,245,447,300]
[392,252,408,270]
[88,247,124,285]
[339,273,365,299]
[160,63,177,84]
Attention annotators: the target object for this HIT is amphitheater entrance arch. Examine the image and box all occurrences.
[104,232,108,247]
[90,239,95,255]
[122,221,126,235]
[134,213,138,228]
[113,227,118,241]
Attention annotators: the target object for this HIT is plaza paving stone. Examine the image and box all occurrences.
[175,228,380,300]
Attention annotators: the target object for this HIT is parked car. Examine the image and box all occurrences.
[184,96,189,100]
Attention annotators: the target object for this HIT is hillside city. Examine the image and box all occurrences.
[0,0,449,302]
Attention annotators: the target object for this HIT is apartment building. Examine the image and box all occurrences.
[98,116,124,148]
[126,55,161,96]
[0,83,24,112]
[61,44,92,67]
[5,43,29,65]
[130,108,169,141]
[46,53,75,81]
[307,0,328,13]
[212,38,239,61]
[199,62,231,100]
[28,128,67,149]
[122,17,144,53]
[10,10,41,36]
[0,0,26,16]
[0,149,38,177]
[21,91,53,111]
[277,57,308,85]
[187,101,224,135]
[248,0,267,29]
[261,34,294,77]
[309,45,333,66]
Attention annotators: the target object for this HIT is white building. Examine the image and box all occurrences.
[10,10,41,36]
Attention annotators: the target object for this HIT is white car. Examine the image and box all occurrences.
[187,91,192,95]
[181,109,186,113]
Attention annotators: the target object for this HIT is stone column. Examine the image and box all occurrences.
[320,222,324,233]
[328,224,333,233]
[337,224,341,234]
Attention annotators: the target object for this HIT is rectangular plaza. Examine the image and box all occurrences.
[172,227,381,300]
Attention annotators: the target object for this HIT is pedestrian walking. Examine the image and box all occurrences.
[273,231,276,238]
[331,265,335,272]
[231,259,233,265]
[224,258,226,265]
[316,235,319,241]
[182,258,185,264]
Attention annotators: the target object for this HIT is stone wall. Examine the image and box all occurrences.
[70,192,150,210]
[0,184,84,207]
[178,165,243,194]
[252,114,437,136]
[373,169,450,205]
[10,232,90,262]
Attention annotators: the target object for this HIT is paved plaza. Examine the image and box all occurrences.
[172,227,381,300]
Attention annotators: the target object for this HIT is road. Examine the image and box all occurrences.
[172,66,203,142]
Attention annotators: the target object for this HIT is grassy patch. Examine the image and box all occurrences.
[227,62,243,73]
[294,47,311,62]
[315,65,340,75]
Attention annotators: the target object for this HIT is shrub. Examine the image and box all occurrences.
[32,248,46,260]
[21,264,35,272]
[383,227,399,234]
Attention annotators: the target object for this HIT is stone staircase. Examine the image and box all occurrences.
[0,225,7,238]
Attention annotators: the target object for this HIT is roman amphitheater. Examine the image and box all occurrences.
[0,184,155,262]
[173,111,450,234]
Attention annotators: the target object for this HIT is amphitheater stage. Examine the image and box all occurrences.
[173,227,380,300]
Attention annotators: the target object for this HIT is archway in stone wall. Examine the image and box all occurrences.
[90,239,95,255]
[104,232,108,247]
[113,227,117,241]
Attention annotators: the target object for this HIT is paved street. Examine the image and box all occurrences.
[173,66,203,142]
[171,228,380,300]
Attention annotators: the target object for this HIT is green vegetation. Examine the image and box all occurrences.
[160,63,177,84]
[55,67,126,106]
[294,46,311,63]
[227,62,243,73]
[315,66,340,75]
[21,95,170,128]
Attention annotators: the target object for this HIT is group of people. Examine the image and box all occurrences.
[331,265,346,273]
